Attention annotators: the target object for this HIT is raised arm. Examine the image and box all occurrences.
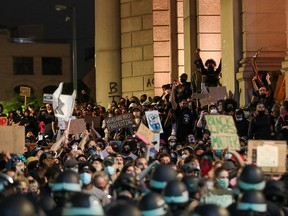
[171,84,178,110]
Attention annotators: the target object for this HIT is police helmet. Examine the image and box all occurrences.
[139,192,171,216]
[237,190,267,213]
[163,179,189,205]
[237,165,265,191]
[150,164,177,191]
[62,192,104,216]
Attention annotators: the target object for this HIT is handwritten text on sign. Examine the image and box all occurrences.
[105,113,134,131]
[205,115,240,150]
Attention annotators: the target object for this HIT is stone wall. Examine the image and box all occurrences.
[121,0,155,99]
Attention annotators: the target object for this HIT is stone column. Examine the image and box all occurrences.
[183,0,197,77]
[95,0,121,107]
[220,0,242,100]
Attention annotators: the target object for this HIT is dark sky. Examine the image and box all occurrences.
[0,0,95,78]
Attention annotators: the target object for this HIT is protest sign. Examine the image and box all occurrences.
[67,118,86,134]
[208,86,227,100]
[145,110,163,133]
[135,122,154,144]
[84,116,102,128]
[191,93,209,99]
[0,126,25,154]
[247,140,286,174]
[0,117,7,126]
[43,93,53,103]
[20,86,31,97]
[201,193,234,208]
[105,113,134,131]
[53,82,76,122]
[199,97,218,108]
[205,115,240,150]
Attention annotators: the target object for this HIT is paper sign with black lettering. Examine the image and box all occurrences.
[205,115,240,150]
[105,113,134,131]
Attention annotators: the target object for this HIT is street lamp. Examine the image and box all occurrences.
[55,4,78,93]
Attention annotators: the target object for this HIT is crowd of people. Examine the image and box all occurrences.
[0,49,287,216]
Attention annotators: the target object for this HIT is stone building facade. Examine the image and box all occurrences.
[95,0,288,108]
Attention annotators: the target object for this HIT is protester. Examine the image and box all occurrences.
[1,72,287,216]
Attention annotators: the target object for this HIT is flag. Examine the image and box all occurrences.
[52,83,77,122]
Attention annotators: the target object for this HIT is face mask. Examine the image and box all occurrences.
[180,78,186,83]
[258,111,265,115]
[215,150,222,157]
[104,166,115,176]
[208,65,214,72]
[217,178,229,189]
[80,173,92,185]
[210,109,217,114]
[169,141,176,147]
[122,149,131,155]
[224,153,232,160]
[226,107,234,112]
[181,154,189,159]
[235,117,243,121]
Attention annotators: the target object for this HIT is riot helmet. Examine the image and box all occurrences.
[150,164,177,192]
[62,192,104,216]
[237,165,265,191]
[237,190,267,213]
[51,170,82,205]
[139,192,171,216]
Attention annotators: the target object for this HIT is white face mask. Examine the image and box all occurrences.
[181,154,189,159]
[210,109,218,114]
[224,153,232,160]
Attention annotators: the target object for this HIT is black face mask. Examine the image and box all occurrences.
[122,149,131,155]
[258,111,265,115]
[226,107,234,112]
[180,78,186,83]
[208,65,214,72]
